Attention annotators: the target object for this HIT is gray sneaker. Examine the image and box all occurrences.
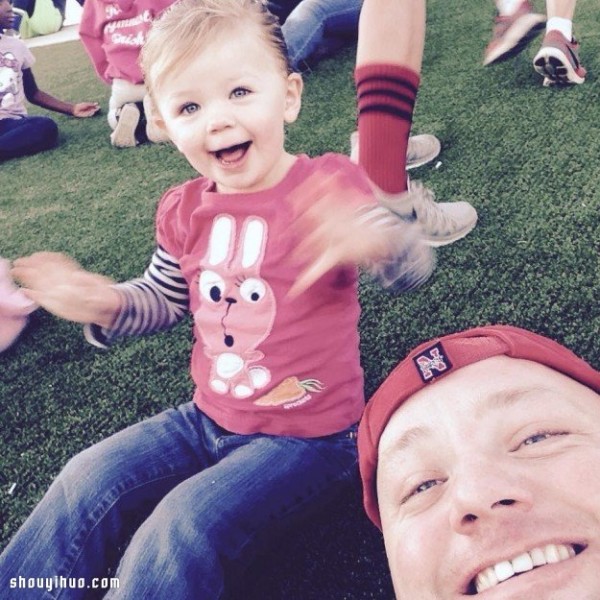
[350,131,441,170]
[110,103,140,148]
[406,134,441,170]
[378,181,478,247]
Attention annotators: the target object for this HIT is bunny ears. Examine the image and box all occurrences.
[0,258,37,352]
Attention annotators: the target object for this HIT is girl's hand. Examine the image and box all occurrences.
[289,172,403,297]
[12,252,120,328]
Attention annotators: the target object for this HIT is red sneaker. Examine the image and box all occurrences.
[483,0,545,66]
[533,30,586,85]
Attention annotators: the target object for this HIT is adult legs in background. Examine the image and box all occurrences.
[484,0,584,84]
[354,0,425,193]
[533,0,585,84]
[354,0,477,264]
[0,116,58,160]
[281,0,362,71]
[483,1,545,66]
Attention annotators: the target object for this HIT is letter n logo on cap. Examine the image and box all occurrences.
[413,342,452,383]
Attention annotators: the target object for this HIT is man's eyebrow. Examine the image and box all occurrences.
[477,385,551,416]
[379,425,433,460]
[380,386,552,459]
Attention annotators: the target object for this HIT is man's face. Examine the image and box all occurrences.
[377,356,600,599]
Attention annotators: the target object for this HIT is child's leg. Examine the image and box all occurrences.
[354,0,425,194]
[105,423,358,599]
[107,79,145,130]
[0,116,58,160]
[0,403,210,591]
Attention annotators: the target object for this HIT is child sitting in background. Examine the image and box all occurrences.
[12,0,65,39]
[0,0,99,160]
[2,0,476,596]
[79,0,174,147]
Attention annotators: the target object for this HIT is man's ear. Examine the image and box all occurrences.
[284,72,303,124]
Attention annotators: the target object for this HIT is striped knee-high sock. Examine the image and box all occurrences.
[355,64,420,194]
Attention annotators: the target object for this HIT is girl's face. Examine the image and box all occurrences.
[154,22,302,194]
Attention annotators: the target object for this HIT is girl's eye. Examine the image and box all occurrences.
[231,87,250,99]
[181,103,199,115]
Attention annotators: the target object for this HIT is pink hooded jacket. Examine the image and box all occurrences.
[78,0,175,85]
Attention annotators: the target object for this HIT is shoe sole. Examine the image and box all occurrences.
[483,14,545,66]
[406,134,442,170]
[110,104,140,148]
[422,212,478,247]
[533,47,585,85]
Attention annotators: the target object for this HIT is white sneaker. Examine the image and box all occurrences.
[378,181,478,247]
[406,134,441,169]
[110,103,140,148]
[350,131,441,170]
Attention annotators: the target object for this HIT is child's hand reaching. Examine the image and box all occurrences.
[289,171,414,297]
[72,102,101,118]
[12,252,120,328]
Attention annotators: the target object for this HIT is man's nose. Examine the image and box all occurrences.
[448,457,533,535]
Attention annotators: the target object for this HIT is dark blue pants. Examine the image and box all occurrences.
[0,116,59,161]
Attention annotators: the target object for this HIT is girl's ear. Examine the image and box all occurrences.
[143,94,167,133]
[283,72,303,124]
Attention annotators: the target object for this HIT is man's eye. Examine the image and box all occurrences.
[181,103,199,115]
[402,478,444,504]
[231,87,250,98]
[521,430,567,447]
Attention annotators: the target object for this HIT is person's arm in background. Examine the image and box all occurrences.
[22,67,100,116]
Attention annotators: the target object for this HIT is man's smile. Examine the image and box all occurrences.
[466,542,586,594]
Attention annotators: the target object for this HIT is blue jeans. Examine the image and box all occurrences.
[281,0,363,70]
[0,116,58,161]
[0,403,358,599]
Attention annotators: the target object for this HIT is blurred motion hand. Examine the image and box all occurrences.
[12,252,120,328]
[288,171,405,297]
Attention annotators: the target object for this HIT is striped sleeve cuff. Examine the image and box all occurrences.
[83,246,190,347]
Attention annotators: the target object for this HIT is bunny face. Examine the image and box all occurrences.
[152,20,302,194]
[194,215,276,397]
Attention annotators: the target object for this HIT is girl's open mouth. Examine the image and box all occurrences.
[214,141,251,165]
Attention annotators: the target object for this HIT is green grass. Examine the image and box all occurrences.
[1,1,599,597]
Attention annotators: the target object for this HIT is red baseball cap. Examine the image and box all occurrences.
[358,325,600,530]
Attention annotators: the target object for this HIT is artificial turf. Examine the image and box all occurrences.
[1,1,599,597]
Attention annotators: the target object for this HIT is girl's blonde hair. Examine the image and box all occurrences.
[141,0,291,98]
